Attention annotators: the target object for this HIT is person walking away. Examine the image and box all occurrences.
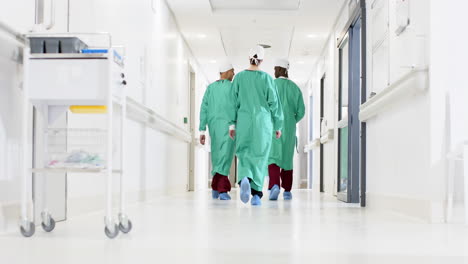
[229,46,284,206]
[268,58,305,201]
[199,61,236,200]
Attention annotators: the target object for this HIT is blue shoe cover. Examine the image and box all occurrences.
[269,185,280,200]
[251,195,262,206]
[240,178,251,204]
[283,191,292,200]
[219,192,231,200]
[212,190,220,199]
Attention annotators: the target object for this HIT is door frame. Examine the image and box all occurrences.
[360,0,367,207]
[187,67,196,191]
[337,7,365,204]
[348,17,362,204]
[337,34,349,202]
[307,94,314,189]
[319,74,325,193]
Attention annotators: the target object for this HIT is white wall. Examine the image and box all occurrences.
[429,0,468,209]
[308,3,349,195]
[0,0,36,234]
[430,0,468,148]
[307,0,452,222]
[294,83,309,189]
[0,0,210,233]
[364,0,434,220]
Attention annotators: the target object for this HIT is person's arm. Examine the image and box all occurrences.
[229,78,240,139]
[266,78,284,133]
[199,87,210,144]
[296,88,306,123]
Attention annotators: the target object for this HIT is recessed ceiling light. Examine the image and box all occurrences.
[307,34,318,39]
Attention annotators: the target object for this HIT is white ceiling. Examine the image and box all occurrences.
[209,0,301,11]
[166,0,346,86]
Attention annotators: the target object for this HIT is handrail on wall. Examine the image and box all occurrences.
[320,129,334,144]
[126,97,192,143]
[359,67,428,122]
[0,20,28,46]
[304,138,321,153]
[337,116,348,129]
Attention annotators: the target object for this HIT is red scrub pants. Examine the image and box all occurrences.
[211,173,231,193]
[268,164,293,192]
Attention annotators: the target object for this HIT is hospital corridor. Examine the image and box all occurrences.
[0,0,468,263]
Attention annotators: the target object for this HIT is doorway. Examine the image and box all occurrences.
[188,70,196,191]
[337,16,362,203]
[308,95,314,189]
[319,75,325,193]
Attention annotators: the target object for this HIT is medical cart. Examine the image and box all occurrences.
[19,33,132,239]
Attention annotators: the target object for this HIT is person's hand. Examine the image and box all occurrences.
[229,130,236,140]
[200,135,206,145]
[276,130,282,139]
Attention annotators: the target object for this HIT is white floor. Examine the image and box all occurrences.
[1,190,468,264]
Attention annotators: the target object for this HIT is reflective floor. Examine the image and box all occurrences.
[1,190,468,264]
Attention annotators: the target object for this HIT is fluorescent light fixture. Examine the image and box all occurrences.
[197,34,207,39]
[209,59,217,64]
[297,61,305,64]
[307,34,318,38]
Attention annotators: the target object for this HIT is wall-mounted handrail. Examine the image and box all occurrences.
[303,138,321,153]
[0,20,28,46]
[320,129,334,144]
[359,67,428,122]
[337,116,348,129]
[126,97,192,143]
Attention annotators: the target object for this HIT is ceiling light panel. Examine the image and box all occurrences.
[219,27,293,58]
[209,0,301,11]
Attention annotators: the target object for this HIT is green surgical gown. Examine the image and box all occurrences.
[268,78,305,170]
[231,70,284,191]
[199,79,236,176]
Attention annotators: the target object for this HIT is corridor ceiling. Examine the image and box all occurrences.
[166,0,346,86]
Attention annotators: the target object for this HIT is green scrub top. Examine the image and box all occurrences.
[231,70,284,191]
[199,79,236,176]
[268,78,305,170]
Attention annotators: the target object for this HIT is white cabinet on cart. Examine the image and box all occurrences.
[19,33,132,239]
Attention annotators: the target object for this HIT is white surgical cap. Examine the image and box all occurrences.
[249,45,265,60]
[219,61,233,73]
[274,58,290,70]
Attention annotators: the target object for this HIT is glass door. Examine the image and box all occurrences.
[319,75,325,193]
[338,35,349,201]
[308,95,314,188]
[338,17,362,203]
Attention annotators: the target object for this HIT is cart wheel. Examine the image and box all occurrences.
[20,222,35,238]
[104,224,119,239]
[119,219,132,234]
[41,217,56,232]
